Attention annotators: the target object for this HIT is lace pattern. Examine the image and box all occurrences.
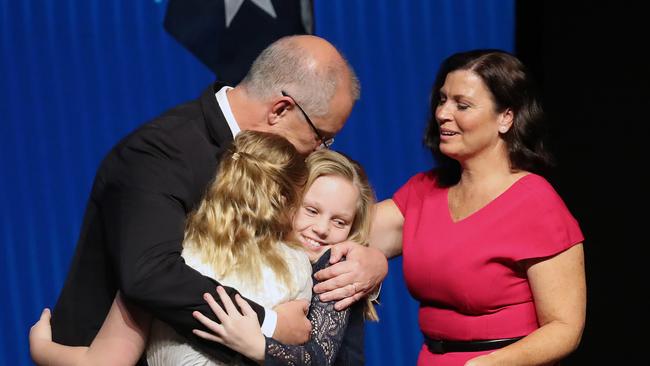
[264,250,351,366]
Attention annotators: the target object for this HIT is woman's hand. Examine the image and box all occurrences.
[192,286,266,363]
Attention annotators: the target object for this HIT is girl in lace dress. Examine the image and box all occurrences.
[29,130,314,366]
[192,149,379,365]
[29,137,379,366]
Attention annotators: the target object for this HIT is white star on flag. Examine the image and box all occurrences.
[224,0,277,27]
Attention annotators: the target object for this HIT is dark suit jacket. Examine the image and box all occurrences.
[336,299,365,365]
[52,82,264,363]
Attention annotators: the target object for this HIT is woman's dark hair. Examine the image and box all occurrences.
[423,49,553,186]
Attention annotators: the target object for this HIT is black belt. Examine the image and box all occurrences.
[424,335,524,354]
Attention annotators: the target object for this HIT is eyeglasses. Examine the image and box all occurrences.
[281,90,334,149]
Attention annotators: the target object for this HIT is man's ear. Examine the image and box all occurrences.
[268,97,292,126]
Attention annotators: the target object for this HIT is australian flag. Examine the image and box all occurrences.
[164,0,313,85]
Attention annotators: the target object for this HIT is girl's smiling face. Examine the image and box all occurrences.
[292,175,359,261]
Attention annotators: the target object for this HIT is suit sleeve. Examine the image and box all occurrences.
[99,141,265,361]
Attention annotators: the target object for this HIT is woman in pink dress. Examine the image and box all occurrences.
[371,50,586,365]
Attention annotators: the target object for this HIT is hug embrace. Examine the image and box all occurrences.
[29,35,585,366]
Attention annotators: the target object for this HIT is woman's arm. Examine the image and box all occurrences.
[369,199,405,258]
[465,243,586,366]
[29,293,151,366]
[311,199,403,309]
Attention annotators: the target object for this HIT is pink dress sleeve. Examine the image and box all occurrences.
[509,176,584,261]
[393,172,430,215]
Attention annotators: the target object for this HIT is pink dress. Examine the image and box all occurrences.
[393,171,584,365]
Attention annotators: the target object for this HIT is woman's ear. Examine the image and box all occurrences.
[498,108,514,134]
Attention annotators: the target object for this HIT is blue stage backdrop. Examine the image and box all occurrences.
[0,1,513,364]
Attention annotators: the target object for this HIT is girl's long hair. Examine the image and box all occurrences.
[184,131,307,291]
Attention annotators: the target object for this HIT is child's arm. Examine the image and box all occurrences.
[193,285,352,366]
[191,287,268,363]
[29,292,151,366]
[193,253,354,366]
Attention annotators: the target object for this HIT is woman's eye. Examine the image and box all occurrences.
[305,207,318,215]
[457,103,469,110]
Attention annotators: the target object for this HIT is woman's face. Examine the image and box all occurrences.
[435,70,508,161]
[292,175,359,262]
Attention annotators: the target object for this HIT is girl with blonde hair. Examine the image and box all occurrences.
[30,130,313,365]
[30,135,380,365]
[192,148,379,365]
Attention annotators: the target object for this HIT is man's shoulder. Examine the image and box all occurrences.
[117,83,223,152]
[147,97,204,132]
[97,95,223,185]
[115,97,215,159]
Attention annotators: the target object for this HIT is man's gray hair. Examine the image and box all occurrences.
[240,36,360,117]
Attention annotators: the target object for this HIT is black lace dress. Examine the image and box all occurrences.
[265,250,366,366]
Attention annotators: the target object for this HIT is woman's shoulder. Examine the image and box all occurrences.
[510,172,582,234]
[408,169,439,184]
[506,173,584,259]
[515,173,568,209]
[399,169,445,193]
[393,169,445,213]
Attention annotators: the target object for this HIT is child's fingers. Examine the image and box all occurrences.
[192,310,224,335]
[216,286,240,317]
[192,328,223,343]
[203,293,228,322]
[234,294,256,318]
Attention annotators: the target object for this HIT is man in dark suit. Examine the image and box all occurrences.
[50,35,389,363]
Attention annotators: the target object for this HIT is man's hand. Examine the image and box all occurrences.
[272,299,311,344]
[313,242,388,310]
